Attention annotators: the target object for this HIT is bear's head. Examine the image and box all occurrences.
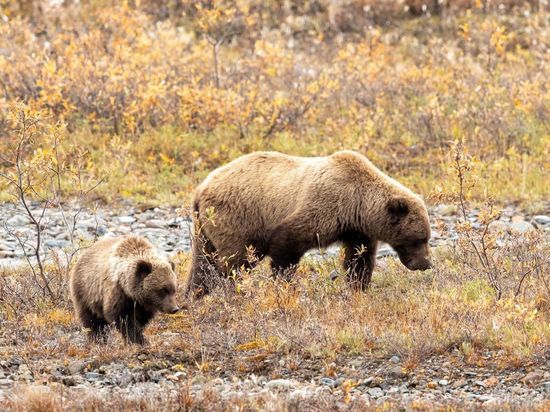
[132,259,180,314]
[382,196,432,271]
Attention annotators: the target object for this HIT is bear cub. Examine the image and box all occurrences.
[70,235,179,344]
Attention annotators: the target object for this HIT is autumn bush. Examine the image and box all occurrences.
[0,0,547,205]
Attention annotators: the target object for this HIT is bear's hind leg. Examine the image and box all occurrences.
[342,233,377,290]
[187,232,221,297]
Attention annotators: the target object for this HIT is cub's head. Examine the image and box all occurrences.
[383,196,432,271]
[134,259,179,314]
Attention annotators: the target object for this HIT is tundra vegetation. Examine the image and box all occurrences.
[0,1,548,410]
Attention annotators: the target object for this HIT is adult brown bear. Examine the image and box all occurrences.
[187,151,431,295]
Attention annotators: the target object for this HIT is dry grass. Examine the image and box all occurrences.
[1,230,548,371]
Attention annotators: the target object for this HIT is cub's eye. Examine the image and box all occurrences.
[158,288,170,297]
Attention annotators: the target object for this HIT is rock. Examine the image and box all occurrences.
[522,371,544,386]
[488,220,508,234]
[389,366,406,378]
[115,216,136,224]
[7,215,30,226]
[438,379,449,386]
[438,204,458,216]
[85,372,102,381]
[511,215,525,222]
[0,379,12,389]
[484,376,499,387]
[67,361,87,375]
[145,219,167,229]
[266,379,295,391]
[137,354,148,361]
[531,215,550,228]
[43,239,70,249]
[320,377,335,386]
[426,381,438,389]
[479,395,496,402]
[390,356,400,364]
[509,220,534,234]
[452,378,467,388]
[475,380,487,388]
[367,387,383,398]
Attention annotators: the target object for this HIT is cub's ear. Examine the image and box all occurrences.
[136,260,153,278]
[169,260,176,271]
[387,197,409,218]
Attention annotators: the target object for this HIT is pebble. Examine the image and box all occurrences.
[389,366,406,378]
[438,379,449,386]
[390,355,400,364]
[0,379,12,389]
[522,371,544,386]
[265,379,295,391]
[509,220,534,234]
[320,377,334,386]
[532,215,550,227]
[67,361,87,375]
[367,387,384,398]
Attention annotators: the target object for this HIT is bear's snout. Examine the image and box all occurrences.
[405,257,432,271]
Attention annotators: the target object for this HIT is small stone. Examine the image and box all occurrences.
[475,380,486,388]
[389,366,406,378]
[116,216,136,224]
[522,371,544,386]
[67,361,86,375]
[145,219,167,229]
[488,220,508,234]
[7,215,31,226]
[531,215,550,228]
[137,354,148,361]
[452,378,467,389]
[390,356,400,364]
[426,381,438,389]
[509,220,534,234]
[333,378,345,387]
[85,372,102,381]
[479,395,496,403]
[320,377,335,386]
[266,379,295,391]
[484,376,499,387]
[0,379,13,388]
[439,204,458,216]
[367,387,383,398]
[438,379,449,386]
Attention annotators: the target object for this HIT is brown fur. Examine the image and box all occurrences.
[187,150,431,295]
[69,235,179,344]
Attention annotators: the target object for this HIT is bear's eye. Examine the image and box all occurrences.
[158,288,170,297]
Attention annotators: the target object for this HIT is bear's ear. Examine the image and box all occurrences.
[387,197,409,218]
[169,260,176,271]
[135,260,153,279]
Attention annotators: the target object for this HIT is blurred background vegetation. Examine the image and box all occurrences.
[0,0,548,205]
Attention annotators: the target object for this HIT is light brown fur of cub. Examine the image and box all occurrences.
[70,235,179,344]
[187,150,431,295]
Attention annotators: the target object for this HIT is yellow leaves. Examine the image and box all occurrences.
[235,339,266,351]
[490,25,509,56]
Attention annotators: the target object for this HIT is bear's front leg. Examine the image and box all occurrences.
[79,307,109,344]
[342,234,378,290]
[116,316,145,344]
